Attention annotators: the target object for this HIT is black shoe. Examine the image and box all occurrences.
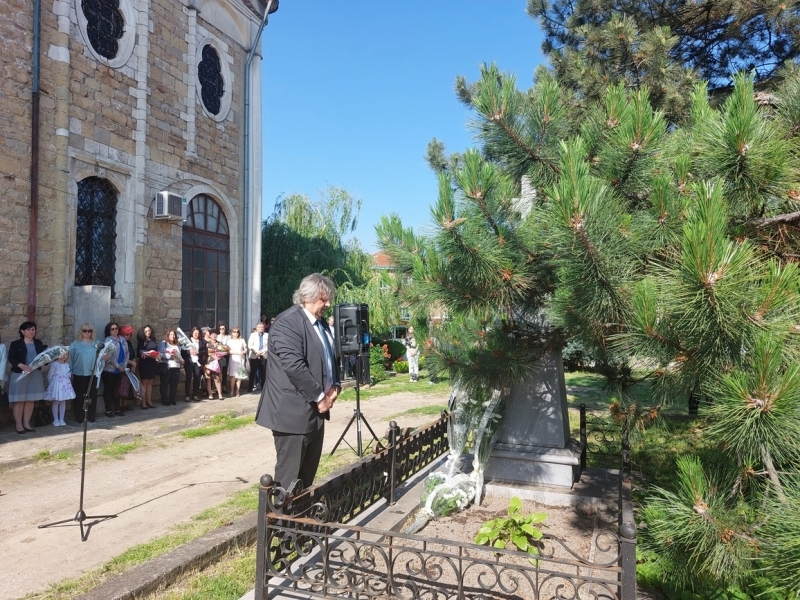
[106,411,114,418]
[23,427,36,433]
[114,410,125,416]
[15,427,26,435]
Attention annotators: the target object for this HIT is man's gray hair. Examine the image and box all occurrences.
[292,273,336,306]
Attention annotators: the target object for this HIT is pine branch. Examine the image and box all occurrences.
[749,210,800,229]
[492,115,561,174]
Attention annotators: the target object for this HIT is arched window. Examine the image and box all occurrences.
[75,176,117,295]
[181,195,230,329]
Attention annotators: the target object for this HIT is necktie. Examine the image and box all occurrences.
[316,320,335,383]
[258,333,263,350]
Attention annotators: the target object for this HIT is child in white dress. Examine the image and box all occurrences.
[46,352,76,426]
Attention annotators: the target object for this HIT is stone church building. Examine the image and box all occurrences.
[0,0,274,346]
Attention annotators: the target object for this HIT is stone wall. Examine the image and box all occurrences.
[0,0,255,349]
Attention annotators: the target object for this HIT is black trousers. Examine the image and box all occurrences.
[101,371,121,413]
[73,374,98,423]
[159,367,180,404]
[272,425,325,491]
[249,357,266,390]
[184,362,202,398]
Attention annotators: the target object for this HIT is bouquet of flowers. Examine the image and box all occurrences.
[176,328,193,351]
[234,363,249,380]
[18,346,69,379]
[125,368,142,400]
[94,338,119,385]
[141,350,160,359]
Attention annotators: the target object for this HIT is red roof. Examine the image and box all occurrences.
[372,251,396,268]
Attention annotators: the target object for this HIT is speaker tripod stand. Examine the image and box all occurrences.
[330,350,381,457]
[39,344,118,541]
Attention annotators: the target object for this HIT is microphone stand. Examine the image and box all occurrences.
[38,343,118,541]
[330,348,381,457]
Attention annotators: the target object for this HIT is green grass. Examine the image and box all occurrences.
[338,372,451,402]
[150,545,257,600]
[180,413,253,439]
[388,404,448,421]
[99,439,143,458]
[34,449,73,461]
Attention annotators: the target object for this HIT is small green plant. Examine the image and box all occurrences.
[34,449,73,462]
[474,496,546,564]
[393,359,409,373]
[100,439,143,458]
[181,413,252,438]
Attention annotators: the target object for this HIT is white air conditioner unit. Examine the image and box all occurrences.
[154,191,185,220]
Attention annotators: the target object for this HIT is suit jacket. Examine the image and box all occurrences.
[9,338,48,373]
[255,304,339,434]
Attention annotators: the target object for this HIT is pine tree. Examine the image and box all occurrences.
[379,65,800,595]
[528,0,800,88]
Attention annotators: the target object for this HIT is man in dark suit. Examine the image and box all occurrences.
[255,273,341,490]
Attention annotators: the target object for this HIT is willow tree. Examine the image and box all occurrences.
[379,64,800,596]
[261,186,370,317]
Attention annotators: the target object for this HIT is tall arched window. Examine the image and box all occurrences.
[75,176,117,295]
[181,194,230,329]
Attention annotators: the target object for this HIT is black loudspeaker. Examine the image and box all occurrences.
[334,303,369,356]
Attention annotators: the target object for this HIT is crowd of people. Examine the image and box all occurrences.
[0,317,275,433]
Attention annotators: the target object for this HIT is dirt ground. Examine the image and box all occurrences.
[0,388,449,600]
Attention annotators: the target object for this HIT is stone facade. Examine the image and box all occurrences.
[0,0,267,348]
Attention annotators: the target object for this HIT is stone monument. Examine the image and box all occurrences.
[485,347,582,488]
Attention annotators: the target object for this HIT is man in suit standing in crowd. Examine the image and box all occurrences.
[255,273,341,490]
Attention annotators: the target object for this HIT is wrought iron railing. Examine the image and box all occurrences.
[255,414,449,596]
[579,403,631,476]
[259,518,628,600]
[256,411,637,600]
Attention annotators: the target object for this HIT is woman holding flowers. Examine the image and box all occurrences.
[8,321,47,433]
[205,329,224,400]
[181,326,206,402]
[101,322,129,418]
[136,325,159,409]
[69,323,99,424]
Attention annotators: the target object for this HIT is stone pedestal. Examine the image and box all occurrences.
[485,347,582,488]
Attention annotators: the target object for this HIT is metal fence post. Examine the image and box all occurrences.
[618,475,637,600]
[388,420,400,505]
[579,403,587,471]
[254,474,274,600]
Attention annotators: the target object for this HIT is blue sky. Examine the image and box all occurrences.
[261,1,547,253]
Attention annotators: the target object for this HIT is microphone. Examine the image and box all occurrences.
[96,342,106,349]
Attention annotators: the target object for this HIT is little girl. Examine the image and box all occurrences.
[46,352,76,426]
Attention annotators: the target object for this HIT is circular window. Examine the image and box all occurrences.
[77,0,136,68]
[196,39,232,122]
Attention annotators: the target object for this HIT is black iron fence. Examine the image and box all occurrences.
[256,411,637,600]
[580,403,631,477]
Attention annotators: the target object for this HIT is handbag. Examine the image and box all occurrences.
[115,374,131,398]
[206,358,220,373]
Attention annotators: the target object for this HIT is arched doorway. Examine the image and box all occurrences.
[181,194,230,329]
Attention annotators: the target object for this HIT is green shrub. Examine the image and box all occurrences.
[369,346,386,383]
[394,359,409,373]
[385,340,406,361]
